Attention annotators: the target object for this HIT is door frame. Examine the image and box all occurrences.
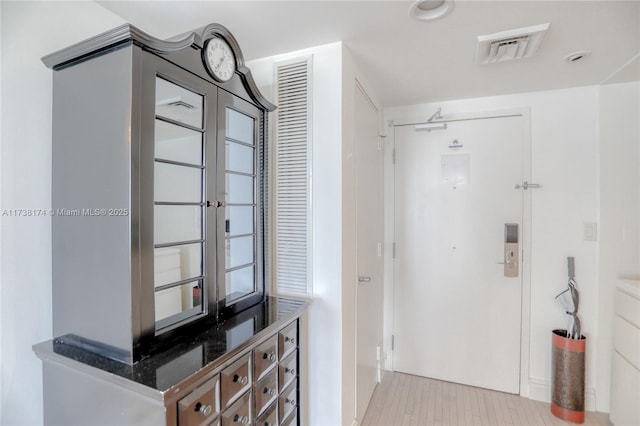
[385,107,532,397]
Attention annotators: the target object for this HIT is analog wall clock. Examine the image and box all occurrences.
[203,36,236,82]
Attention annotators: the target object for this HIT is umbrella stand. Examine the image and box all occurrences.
[551,257,586,424]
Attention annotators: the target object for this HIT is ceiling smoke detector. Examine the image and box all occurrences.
[409,0,454,21]
[475,23,550,64]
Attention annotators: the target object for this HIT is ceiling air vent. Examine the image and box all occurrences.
[475,23,550,64]
[157,97,196,110]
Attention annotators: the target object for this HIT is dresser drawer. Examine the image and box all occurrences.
[278,321,297,360]
[221,354,251,409]
[220,391,251,426]
[278,381,297,424]
[616,288,640,328]
[279,349,297,392]
[614,314,640,370]
[254,335,278,381]
[178,375,220,426]
[254,368,278,417]
[255,401,277,426]
[610,351,640,426]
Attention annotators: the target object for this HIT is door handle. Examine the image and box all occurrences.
[514,181,540,190]
[358,276,372,283]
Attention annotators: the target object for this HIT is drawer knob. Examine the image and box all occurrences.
[263,387,276,396]
[194,402,212,416]
[285,336,296,344]
[285,397,296,407]
[264,422,273,426]
[233,414,249,424]
[263,352,276,362]
[285,367,296,376]
[233,374,248,385]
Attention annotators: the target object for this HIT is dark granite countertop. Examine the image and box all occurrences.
[33,296,307,399]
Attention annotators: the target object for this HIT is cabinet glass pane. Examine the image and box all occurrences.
[154,280,202,322]
[226,236,254,269]
[226,265,255,302]
[156,77,203,129]
[155,162,202,202]
[155,205,202,245]
[227,108,254,145]
[226,206,254,236]
[226,174,254,204]
[155,120,202,165]
[154,244,202,287]
[226,141,254,174]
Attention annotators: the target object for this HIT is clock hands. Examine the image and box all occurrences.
[214,55,225,72]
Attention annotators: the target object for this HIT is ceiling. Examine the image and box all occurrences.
[98,0,640,107]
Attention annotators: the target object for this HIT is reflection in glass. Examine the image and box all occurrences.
[153,77,206,331]
[226,236,254,269]
[226,141,254,174]
[156,78,203,129]
[154,205,202,245]
[226,206,254,236]
[226,266,255,302]
[155,162,202,202]
[154,244,202,286]
[154,247,181,287]
[155,120,202,165]
[154,280,202,322]
[226,174,254,204]
[226,108,254,144]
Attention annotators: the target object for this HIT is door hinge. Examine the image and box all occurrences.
[377,134,386,151]
[391,335,395,351]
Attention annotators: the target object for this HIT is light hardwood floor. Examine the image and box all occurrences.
[361,372,612,426]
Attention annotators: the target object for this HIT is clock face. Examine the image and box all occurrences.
[204,37,236,82]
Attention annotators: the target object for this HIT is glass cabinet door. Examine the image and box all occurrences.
[144,57,266,332]
[153,76,207,331]
[218,92,263,309]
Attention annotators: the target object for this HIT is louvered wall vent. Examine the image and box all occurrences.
[273,56,313,298]
[475,23,550,64]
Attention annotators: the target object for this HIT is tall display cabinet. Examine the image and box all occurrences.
[34,23,308,426]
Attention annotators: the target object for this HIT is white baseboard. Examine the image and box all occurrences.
[528,377,596,411]
[528,377,550,403]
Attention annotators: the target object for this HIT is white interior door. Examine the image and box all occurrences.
[355,84,382,421]
[393,115,524,394]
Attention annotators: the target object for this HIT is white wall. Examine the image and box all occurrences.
[249,43,345,426]
[0,2,125,424]
[597,81,640,412]
[385,86,602,410]
[249,43,382,426]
